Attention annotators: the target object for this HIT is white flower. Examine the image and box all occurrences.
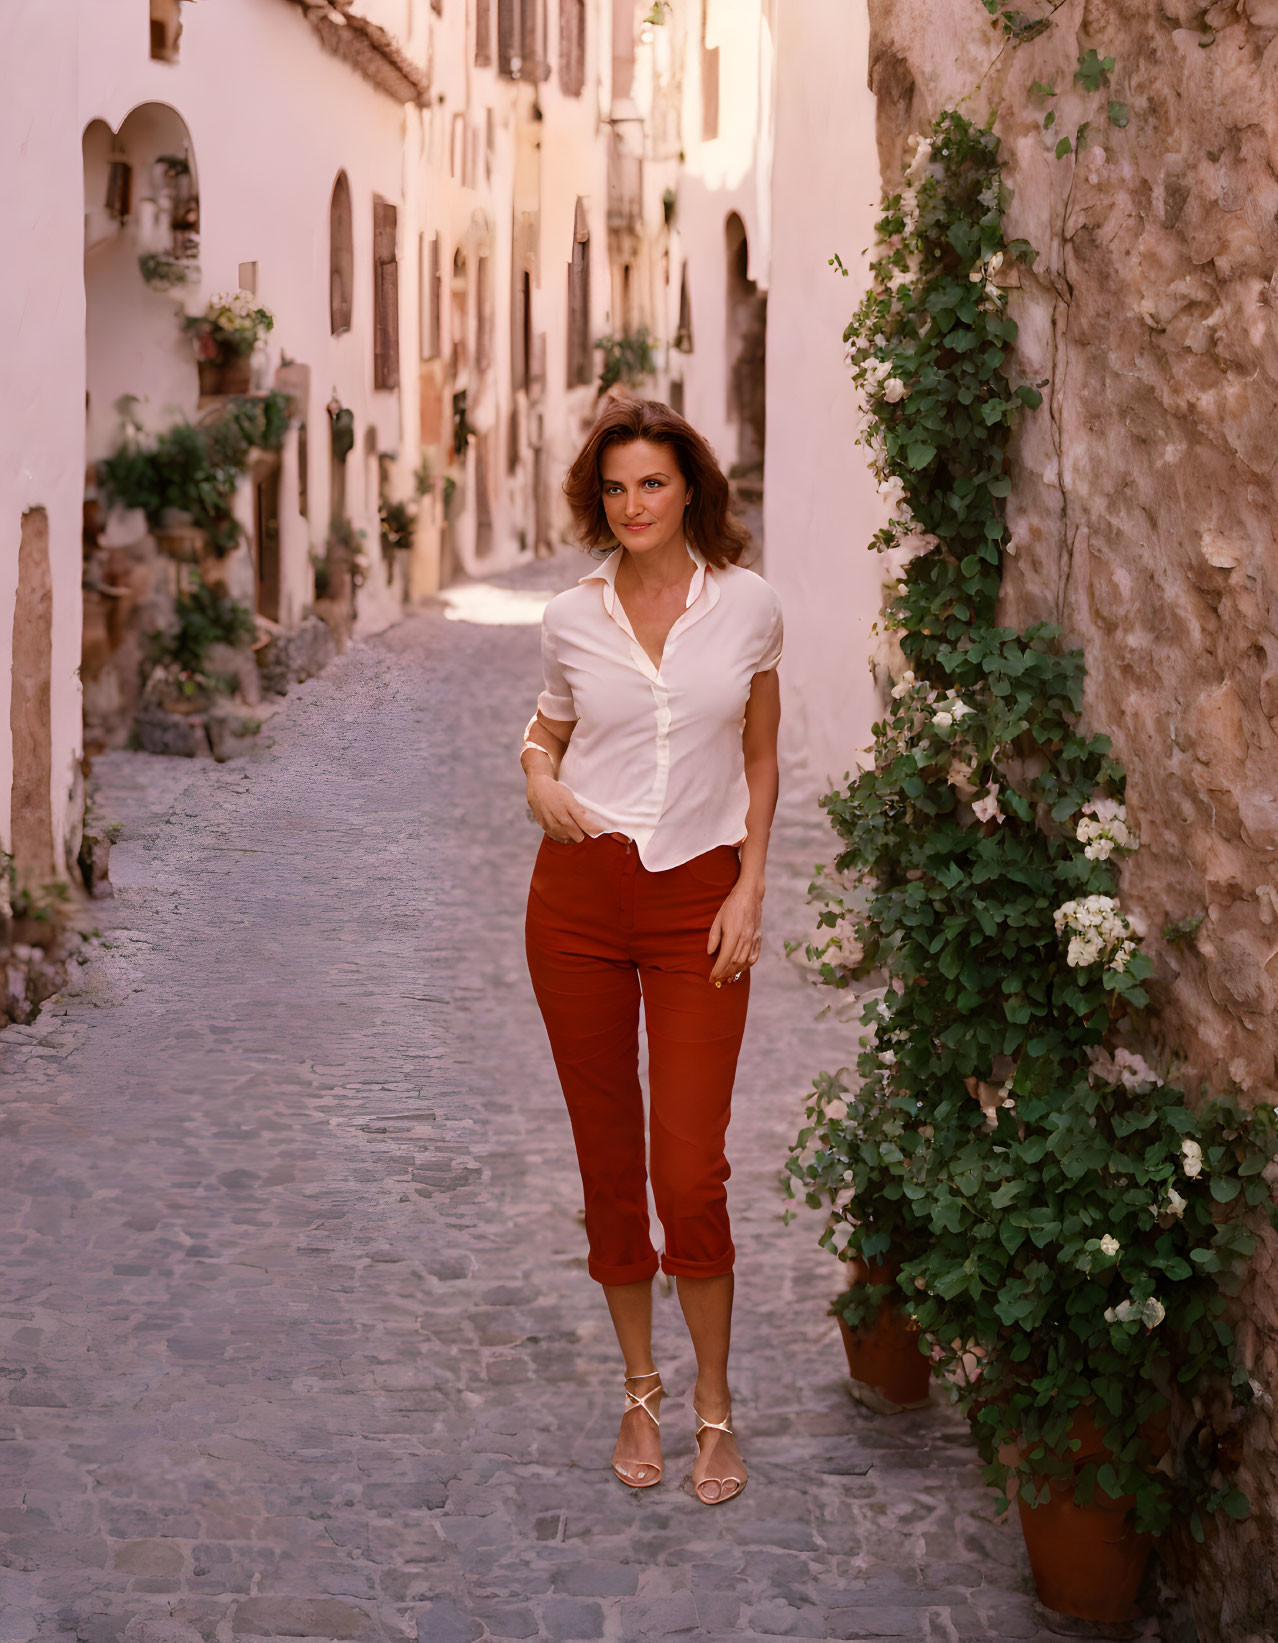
[933,711,953,729]
[1076,798,1137,861]
[949,699,974,719]
[1099,1234,1120,1257]
[987,251,1004,276]
[1142,1297,1166,1329]
[1113,1298,1142,1323]
[1181,1138,1203,1178]
[882,377,908,404]
[1104,1307,1117,1323]
[866,357,893,384]
[1165,1188,1187,1218]
[1110,1048,1159,1090]
[1053,895,1138,972]
[890,670,916,700]
[843,1169,855,1183]
[971,786,1003,825]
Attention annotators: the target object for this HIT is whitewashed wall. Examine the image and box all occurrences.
[0,0,87,882]
[765,0,885,795]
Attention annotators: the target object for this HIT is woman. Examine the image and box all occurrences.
[521,396,782,1505]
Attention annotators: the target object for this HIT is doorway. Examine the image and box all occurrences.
[253,459,281,621]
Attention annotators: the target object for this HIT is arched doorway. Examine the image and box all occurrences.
[724,212,766,562]
[81,103,201,751]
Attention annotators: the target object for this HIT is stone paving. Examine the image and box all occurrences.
[0,553,1160,1643]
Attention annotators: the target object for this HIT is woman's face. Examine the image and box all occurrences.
[599,438,691,558]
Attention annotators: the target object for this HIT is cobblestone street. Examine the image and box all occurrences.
[0,555,1133,1643]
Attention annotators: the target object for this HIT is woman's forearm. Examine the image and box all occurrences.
[522,712,574,783]
[738,754,778,893]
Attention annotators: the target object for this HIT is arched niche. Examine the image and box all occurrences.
[82,102,201,462]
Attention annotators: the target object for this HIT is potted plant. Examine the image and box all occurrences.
[792,105,1278,1626]
[786,1065,933,1411]
[183,290,274,396]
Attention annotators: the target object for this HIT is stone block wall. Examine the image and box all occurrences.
[864,2,1278,1636]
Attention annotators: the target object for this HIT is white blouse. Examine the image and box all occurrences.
[535,543,783,871]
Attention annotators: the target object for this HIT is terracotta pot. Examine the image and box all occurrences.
[1016,1410,1153,1624]
[838,1257,932,1408]
[197,355,252,397]
[1018,1488,1151,1623]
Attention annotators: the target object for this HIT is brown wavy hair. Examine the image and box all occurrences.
[562,396,752,568]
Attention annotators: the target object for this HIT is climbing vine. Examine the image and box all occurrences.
[787,109,1278,1538]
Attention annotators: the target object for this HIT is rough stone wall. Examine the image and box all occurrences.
[865,3,1278,1637]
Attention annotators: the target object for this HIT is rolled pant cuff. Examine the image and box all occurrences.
[588,1252,661,1286]
[659,1249,735,1279]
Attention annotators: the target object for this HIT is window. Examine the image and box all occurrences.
[674,261,693,352]
[373,197,400,390]
[700,2,719,142]
[451,250,469,375]
[475,0,492,66]
[330,172,353,335]
[567,199,591,388]
[559,0,585,96]
[513,267,533,391]
[421,232,441,359]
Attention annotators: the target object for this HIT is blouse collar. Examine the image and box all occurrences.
[579,538,714,618]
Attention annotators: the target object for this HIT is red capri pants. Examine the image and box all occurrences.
[525,832,750,1286]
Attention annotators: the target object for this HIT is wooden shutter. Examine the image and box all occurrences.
[700,3,719,142]
[373,198,399,391]
[330,172,353,335]
[520,0,541,79]
[567,207,591,388]
[497,0,516,75]
[559,0,584,96]
[475,0,492,66]
[476,255,492,373]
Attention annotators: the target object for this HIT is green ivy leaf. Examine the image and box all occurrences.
[906,442,938,470]
[1108,101,1130,128]
[1074,49,1115,92]
[1055,135,1073,159]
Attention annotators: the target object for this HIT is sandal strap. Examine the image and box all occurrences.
[624,1373,663,1428]
[694,1409,733,1437]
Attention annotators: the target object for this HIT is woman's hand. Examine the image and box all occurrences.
[707,877,764,986]
[528,770,595,843]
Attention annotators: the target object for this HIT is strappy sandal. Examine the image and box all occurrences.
[612,1371,664,1490]
[692,1409,747,1505]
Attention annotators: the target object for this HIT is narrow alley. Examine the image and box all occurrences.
[0,557,1102,1643]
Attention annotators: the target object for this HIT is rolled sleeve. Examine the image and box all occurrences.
[757,600,783,672]
[536,619,577,721]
